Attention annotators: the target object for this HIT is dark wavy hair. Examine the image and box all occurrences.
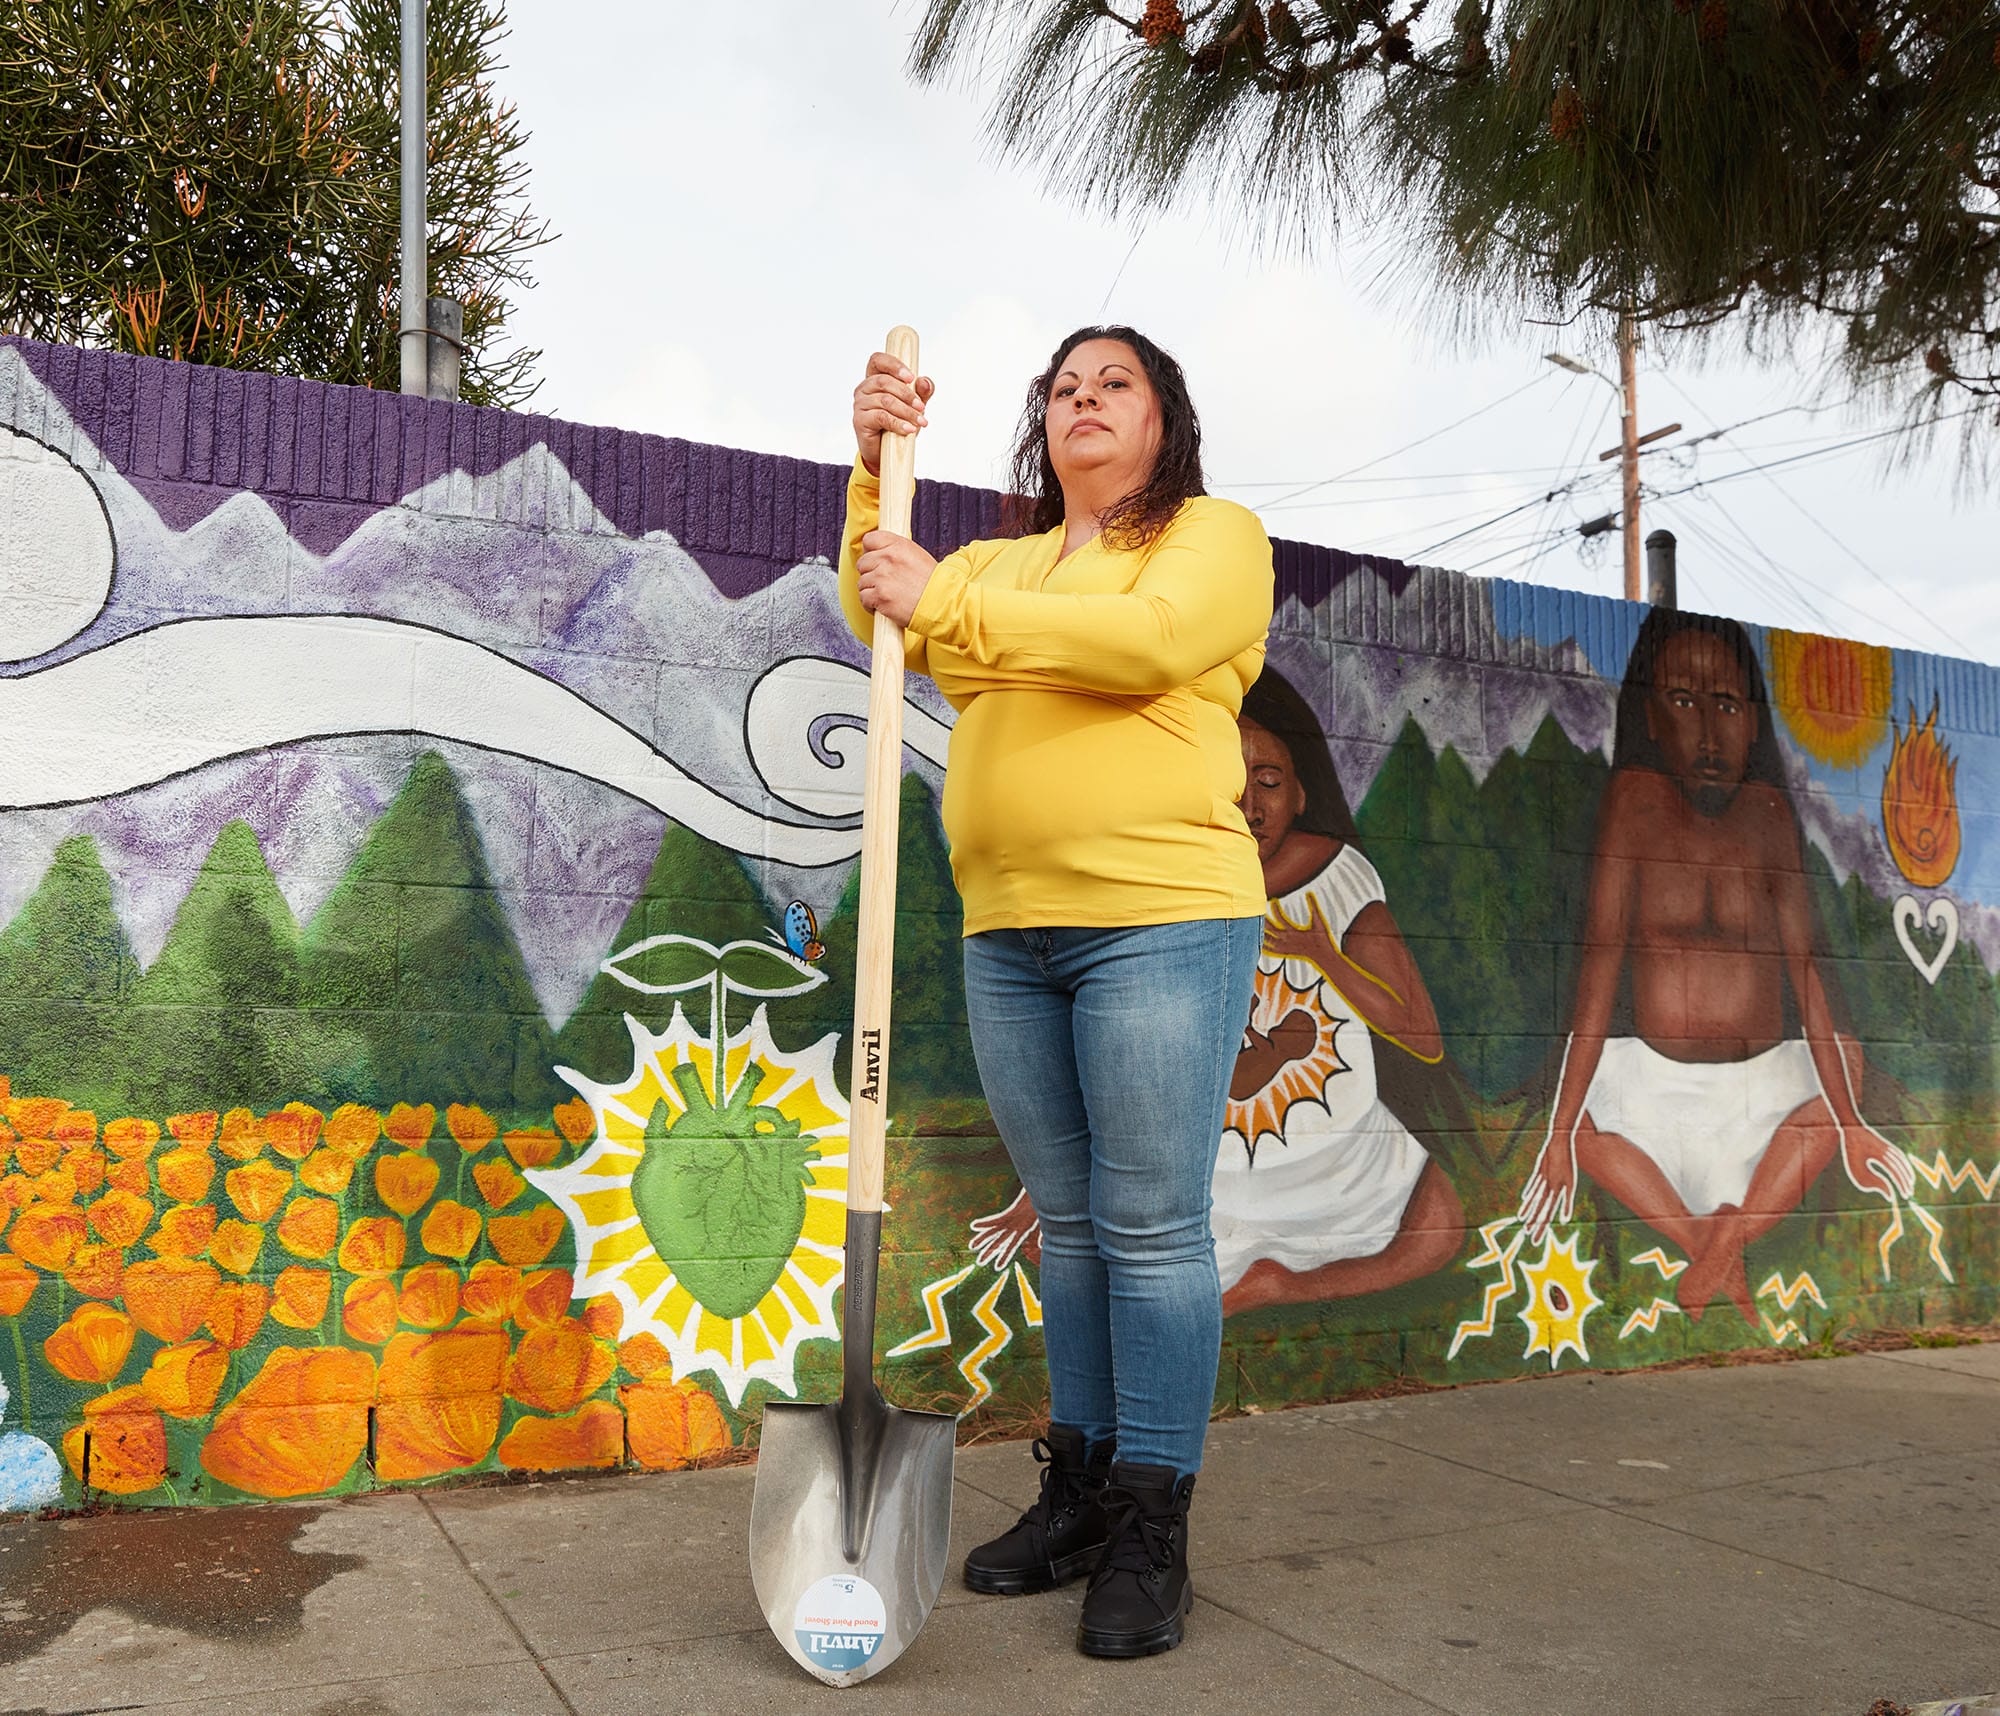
[1611,607,1786,788]
[1240,666,1362,850]
[1003,324,1204,549]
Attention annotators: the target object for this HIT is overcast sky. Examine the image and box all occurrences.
[497,2,1998,666]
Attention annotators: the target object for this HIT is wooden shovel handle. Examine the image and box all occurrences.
[847,324,919,1213]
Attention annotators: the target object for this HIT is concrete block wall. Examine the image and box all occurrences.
[0,334,1992,1510]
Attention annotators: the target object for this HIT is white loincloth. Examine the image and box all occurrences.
[1581,1037,1825,1217]
[1212,844,1428,1291]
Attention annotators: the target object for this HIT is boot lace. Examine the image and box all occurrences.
[1017,1435,1088,1533]
[1091,1483,1177,1581]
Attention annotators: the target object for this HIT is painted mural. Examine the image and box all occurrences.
[0,335,1993,1509]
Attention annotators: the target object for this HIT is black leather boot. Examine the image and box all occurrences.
[962,1425,1114,1595]
[1076,1460,1195,1657]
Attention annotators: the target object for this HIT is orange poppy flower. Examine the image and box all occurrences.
[208,1218,266,1276]
[106,1157,151,1197]
[516,1268,575,1329]
[204,1279,269,1349]
[338,1216,406,1274]
[271,1266,333,1329]
[166,1110,220,1148]
[496,1400,624,1473]
[0,1256,39,1317]
[622,1379,731,1470]
[154,1145,214,1203]
[141,1338,230,1418]
[373,1327,509,1482]
[383,1103,436,1152]
[580,1295,622,1340]
[45,1301,136,1382]
[103,1117,158,1161]
[375,1152,440,1218]
[123,1256,221,1341]
[341,1276,400,1344]
[505,1317,616,1415]
[263,1102,323,1162]
[64,1147,107,1196]
[8,1097,66,1139]
[12,1137,60,1176]
[199,1345,376,1498]
[618,1332,672,1381]
[398,1264,460,1330]
[503,1128,560,1170]
[225,1159,292,1223]
[297,1148,355,1196]
[0,1173,32,1209]
[217,1107,263,1160]
[64,1243,125,1301]
[64,1386,168,1494]
[460,1260,521,1323]
[324,1103,381,1160]
[52,1110,98,1149]
[85,1187,150,1248]
[552,1099,595,1148]
[419,1199,481,1261]
[445,1103,497,1154]
[276,1196,340,1261]
[472,1160,525,1210]
[9,1203,87,1270]
[487,1205,563,1267]
[148,1202,220,1259]
[33,1166,78,1206]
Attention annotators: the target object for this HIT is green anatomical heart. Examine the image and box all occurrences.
[631,1063,822,1319]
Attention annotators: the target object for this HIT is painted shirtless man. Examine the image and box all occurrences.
[1519,609,1914,1320]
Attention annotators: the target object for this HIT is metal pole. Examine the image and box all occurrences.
[398,0,428,397]
[1645,528,1677,609]
[1619,312,1640,602]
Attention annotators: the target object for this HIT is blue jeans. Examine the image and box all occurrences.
[962,919,1261,1477]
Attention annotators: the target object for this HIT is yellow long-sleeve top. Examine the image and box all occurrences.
[839,459,1274,935]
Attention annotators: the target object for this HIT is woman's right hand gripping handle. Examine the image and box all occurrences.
[852,349,934,478]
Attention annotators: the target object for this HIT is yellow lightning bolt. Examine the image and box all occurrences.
[1631,1247,1688,1281]
[1756,1271,1826,1312]
[1619,1298,1681,1340]
[1877,1203,1906,1279]
[1909,1201,1954,1282]
[1013,1262,1042,1328]
[1907,1151,2000,1200]
[885,1264,975,1359]
[1449,1219,1528,1360]
[1761,1315,1802,1346]
[956,1273,1015,1408]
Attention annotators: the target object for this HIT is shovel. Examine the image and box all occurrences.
[750,324,955,1688]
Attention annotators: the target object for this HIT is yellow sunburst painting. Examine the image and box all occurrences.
[1224,963,1351,1162]
[529,1001,849,1406]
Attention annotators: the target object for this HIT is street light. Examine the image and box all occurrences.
[1544,351,1609,385]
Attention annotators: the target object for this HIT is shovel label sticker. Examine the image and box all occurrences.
[794,1573,887,1673]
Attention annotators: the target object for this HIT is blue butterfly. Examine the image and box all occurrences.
[778,900,826,963]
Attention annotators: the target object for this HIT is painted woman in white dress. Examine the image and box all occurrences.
[968,666,1466,1312]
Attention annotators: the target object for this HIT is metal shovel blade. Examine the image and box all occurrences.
[750,1388,955,1686]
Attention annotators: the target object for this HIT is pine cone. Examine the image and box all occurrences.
[1140,0,1186,46]
[1268,0,1298,40]
[1992,32,2000,68]
[1550,84,1585,142]
[1246,3,1267,44]
[1698,0,1727,44]
[1925,346,1954,378]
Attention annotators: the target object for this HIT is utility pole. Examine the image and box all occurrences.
[399,0,427,396]
[1618,313,1641,603]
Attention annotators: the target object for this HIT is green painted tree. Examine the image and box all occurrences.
[302,750,556,1115]
[0,836,138,1112]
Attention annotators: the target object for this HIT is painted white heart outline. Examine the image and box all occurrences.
[1892,894,1958,986]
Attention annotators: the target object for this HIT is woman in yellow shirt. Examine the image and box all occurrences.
[843,326,1273,1658]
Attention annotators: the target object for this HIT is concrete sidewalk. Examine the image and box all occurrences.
[1,1341,1995,1716]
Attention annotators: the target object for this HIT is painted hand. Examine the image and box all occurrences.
[1518,1123,1578,1242]
[1840,1122,1917,1204]
[851,349,934,478]
[968,1186,1041,1270]
[855,529,935,629]
[1263,897,1337,977]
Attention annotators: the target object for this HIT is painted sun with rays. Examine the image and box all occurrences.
[1224,963,1351,1164]
[528,935,849,1407]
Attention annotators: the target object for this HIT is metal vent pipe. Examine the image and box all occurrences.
[398,0,428,396]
